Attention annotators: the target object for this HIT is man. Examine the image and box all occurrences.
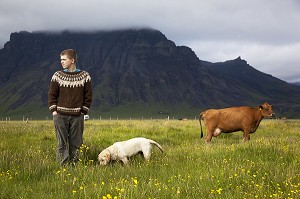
[48,49,92,165]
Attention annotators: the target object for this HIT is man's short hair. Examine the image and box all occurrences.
[60,49,77,63]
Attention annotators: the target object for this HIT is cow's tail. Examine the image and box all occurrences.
[149,139,163,153]
[199,112,204,138]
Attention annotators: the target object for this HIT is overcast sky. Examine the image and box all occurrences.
[1,0,299,82]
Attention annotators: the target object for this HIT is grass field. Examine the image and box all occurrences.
[0,119,299,198]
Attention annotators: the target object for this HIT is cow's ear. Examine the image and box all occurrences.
[259,105,263,110]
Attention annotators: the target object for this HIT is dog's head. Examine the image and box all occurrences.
[98,149,111,165]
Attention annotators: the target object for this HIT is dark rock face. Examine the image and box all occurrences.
[0,28,300,118]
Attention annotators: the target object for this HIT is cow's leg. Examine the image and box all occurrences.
[243,130,250,141]
[205,127,213,143]
[205,135,212,143]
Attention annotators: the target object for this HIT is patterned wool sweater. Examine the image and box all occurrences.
[48,70,92,116]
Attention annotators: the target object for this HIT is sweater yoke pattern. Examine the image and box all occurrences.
[51,71,91,87]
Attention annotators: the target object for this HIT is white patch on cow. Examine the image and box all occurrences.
[213,128,222,137]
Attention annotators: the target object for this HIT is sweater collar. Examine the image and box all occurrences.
[64,69,81,72]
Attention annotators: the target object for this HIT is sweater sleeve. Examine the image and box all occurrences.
[81,75,93,115]
[48,76,59,113]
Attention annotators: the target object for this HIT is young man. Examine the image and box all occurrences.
[48,49,92,165]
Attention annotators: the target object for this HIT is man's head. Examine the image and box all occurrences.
[60,49,77,64]
[60,49,77,70]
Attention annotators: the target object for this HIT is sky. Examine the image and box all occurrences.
[1,0,299,82]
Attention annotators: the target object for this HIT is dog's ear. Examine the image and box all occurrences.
[105,151,111,162]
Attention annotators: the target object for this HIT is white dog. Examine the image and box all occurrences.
[98,137,163,165]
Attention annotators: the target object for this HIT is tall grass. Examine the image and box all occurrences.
[0,119,299,198]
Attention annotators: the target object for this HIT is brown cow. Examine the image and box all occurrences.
[199,102,275,143]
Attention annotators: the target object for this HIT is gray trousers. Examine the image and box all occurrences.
[53,114,84,165]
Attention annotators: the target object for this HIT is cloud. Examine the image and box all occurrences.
[0,0,299,82]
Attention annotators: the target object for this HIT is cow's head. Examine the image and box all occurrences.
[259,102,275,117]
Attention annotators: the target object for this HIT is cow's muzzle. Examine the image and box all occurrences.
[270,113,275,117]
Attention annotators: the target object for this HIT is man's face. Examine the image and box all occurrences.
[60,55,74,70]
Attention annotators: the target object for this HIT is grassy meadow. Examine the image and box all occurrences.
[0,119,299,198]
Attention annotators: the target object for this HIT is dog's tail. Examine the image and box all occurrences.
[148,139,163,153]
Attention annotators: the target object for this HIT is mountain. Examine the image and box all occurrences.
[0,29,300,119]
[290,82,300,86]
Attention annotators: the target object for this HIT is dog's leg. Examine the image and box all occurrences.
[144,153,151,161]
[121,157,129,165]
[142,146,152,161]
